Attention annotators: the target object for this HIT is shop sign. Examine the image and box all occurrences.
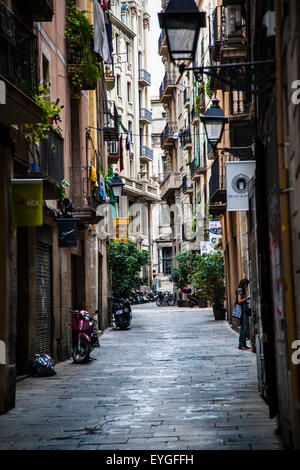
[114,217,129,243]
[10,179,43,227]
[57,218,80,248]
[226,161,256,211]
[209,220,222,246]
[200,241,214,255]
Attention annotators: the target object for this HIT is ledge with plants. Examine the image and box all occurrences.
[65,0,102,98]
[25,85,64,145]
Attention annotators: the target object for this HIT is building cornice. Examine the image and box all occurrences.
[110,13,136,39]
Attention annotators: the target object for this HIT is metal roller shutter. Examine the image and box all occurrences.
[35,241,53,356]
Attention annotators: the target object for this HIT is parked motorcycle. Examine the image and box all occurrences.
[156,291,176,307]
[109,294,132,329]
[71,309,100,363]
[188,291,208,308]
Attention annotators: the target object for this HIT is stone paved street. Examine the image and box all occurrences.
[0,304,283,450]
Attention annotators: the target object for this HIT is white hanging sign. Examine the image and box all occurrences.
[226,161,256,211]
[200,241,214,255]
[209,221,222,246]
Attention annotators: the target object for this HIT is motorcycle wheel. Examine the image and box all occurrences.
[189,300,196,308]
[167,297,175,306]
[156,298,161,307]
[72,339,91,363]
[117,317,130,330]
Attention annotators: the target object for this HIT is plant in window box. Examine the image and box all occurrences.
[65,1,102,98]
[104,66,115,91]
[25,86,64,145]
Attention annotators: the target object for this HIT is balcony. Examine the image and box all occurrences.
[209,5,247,67]
[210,6,223,62]
[184,87,191,108]
[158,30,168,56]
[209,158,227,216]
[182,175,193,195]
[159,173,182,201]
[26,130,64,199]
[0,4,42,124]
[139,108,152,125]
[108,140,119,164]
[190,156,207,180]
[138,69,151,87]
[140,145,154,163]
[15,0,54,22]
[161,122,178,149]
[121,176,159,201]
[180,129,192,150]
[103,100,119,141]
[230,90,251,116]
[159,71,177,103]
[70,166,105,225]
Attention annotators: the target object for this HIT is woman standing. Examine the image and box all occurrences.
[236,279,251,350]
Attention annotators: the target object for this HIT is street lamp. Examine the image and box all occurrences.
[158,1,275,94]
[109,172,124,200]
[200,98,228,150]
[158,0,206,64]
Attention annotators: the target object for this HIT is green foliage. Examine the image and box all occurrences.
[169,251,198,289]
[192,251,225,307]
[60,179,70,201]
[205,76,214,99]
[25,86,64,144]
[65,1,102,97]
[108,241,149,296]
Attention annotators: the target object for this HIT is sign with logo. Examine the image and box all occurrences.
[209,221,222,247]
[226,161,256,211]
[57,218,80,248]
[10,179,43,227]
[200,241,214,255]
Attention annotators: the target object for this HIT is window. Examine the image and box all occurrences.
[127,82,132,102]
[117,75,121,96]
[126,43,132,63]
[42,55,50,88]
[115,34,120,54]
[162,247,172,276]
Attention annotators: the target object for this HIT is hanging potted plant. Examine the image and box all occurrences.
[65,1,102,98]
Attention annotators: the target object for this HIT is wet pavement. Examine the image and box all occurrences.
[0,304,283,450]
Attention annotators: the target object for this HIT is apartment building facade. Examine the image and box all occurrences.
[0,0,114,414]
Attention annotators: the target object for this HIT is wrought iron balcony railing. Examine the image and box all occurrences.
[209,158,226,203]
[139,108,153,123]
[180,129,192,148]
[159,71,177,99]
[184,87,191,106]
[140,146,153,161]
[39,130,64,184]
[103,100,119,141]
[0,4,39,98]
[182,174,193,193]
[138,69,151,86]
[161,122,178,148]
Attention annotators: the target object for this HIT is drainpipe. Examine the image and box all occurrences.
[275,0,300,449]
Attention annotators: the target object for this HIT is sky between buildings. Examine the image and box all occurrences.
[148,0,165,99]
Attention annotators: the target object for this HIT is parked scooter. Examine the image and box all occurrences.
[188,290,208,308]
[109,294,132,329]
[71,309,100,363]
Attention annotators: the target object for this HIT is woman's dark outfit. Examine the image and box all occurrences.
[236,287,248,348]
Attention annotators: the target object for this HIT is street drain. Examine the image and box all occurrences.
[179,356,213,361]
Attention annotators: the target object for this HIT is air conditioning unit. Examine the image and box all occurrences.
[224,5,243,37]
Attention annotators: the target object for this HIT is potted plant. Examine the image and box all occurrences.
[192,251,226,320]
[25,86,64,145]
[64,1,102,98]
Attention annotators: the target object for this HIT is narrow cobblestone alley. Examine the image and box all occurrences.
[0,305,283,450]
